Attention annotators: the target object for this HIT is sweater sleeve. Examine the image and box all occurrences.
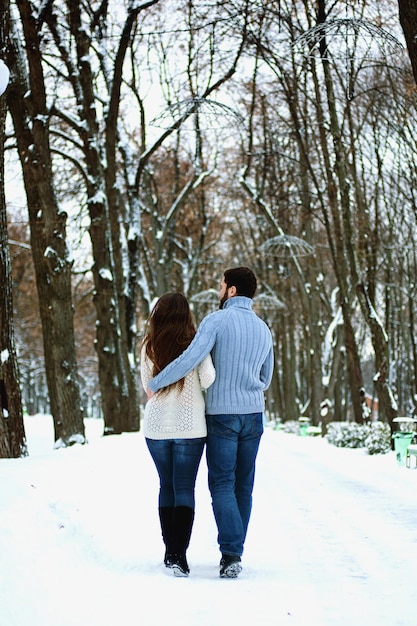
[260,343,274,390]
[148,313,219,392]
[198,354,216,390]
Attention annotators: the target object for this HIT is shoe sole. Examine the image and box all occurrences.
[172,565,189,577]
[220,562,242,578]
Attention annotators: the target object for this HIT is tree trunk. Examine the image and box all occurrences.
[317,16,382,423]
[281,314,298,422]
[6,4,85,447]
[0,30,27,457]
[398,0,417,85]
[356,283,397,428]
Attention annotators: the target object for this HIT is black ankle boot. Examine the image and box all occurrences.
[219,554,242,578]
[170,553,190,577]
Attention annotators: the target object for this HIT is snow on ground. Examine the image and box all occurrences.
[1,415,417,626]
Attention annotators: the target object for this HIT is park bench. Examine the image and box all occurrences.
[406,444,417,469]
[306,426,322,436]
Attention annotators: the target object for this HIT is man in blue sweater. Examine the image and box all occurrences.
[148,267,274,578]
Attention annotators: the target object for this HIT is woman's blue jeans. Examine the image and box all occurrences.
[146,437,206,509]
[206,413,263,557]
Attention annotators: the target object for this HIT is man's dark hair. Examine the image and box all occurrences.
[224,267,257,298]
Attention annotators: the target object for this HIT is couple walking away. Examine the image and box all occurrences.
[140,267,274,578]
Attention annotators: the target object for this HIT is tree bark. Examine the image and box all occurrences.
[6,2,85,447]
[0,8,27,456]
[398,0,417,85]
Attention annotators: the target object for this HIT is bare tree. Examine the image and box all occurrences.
[5,0,85,447]
[38,0,163,434]
[0,1,26,457]
[128,0,251,310]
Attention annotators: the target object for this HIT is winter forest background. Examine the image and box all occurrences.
[1,0,417,457]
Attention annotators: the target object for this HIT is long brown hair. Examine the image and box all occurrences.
[143,292,196,391]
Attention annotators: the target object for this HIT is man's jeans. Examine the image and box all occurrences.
[146,438,206,509]
[206,413,263,557]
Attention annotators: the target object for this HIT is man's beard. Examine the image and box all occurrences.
[219,292,228,309]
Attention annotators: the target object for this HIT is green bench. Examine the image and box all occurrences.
[406,444,417,468]
[306,426,322,436]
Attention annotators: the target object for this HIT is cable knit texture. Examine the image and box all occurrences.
[148,297,274,415]
[140,346,215,440]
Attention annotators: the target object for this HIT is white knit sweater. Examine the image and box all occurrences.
[140,345,215,440]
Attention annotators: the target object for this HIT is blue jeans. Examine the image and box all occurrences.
[206,413,263,557]
[146,438,206,509]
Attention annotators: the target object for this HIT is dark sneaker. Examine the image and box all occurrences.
[219,554,242,578]
[164,552,174,568]
[170,554,190,577]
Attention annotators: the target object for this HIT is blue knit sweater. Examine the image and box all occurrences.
[148,296,274,415]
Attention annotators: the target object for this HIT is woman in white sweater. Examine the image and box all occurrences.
[140,293,215,577]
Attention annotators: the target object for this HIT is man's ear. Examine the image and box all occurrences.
[229,285,237,297]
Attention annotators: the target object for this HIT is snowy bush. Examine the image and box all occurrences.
[326,421,392,454]
[282,420,300,434]
[325,422,367,448]
[364,421,391,455]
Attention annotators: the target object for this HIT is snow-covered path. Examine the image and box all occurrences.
[1,417,416,626]
[253,432,417,625]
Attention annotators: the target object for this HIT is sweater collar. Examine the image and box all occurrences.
[223,296,253,310]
